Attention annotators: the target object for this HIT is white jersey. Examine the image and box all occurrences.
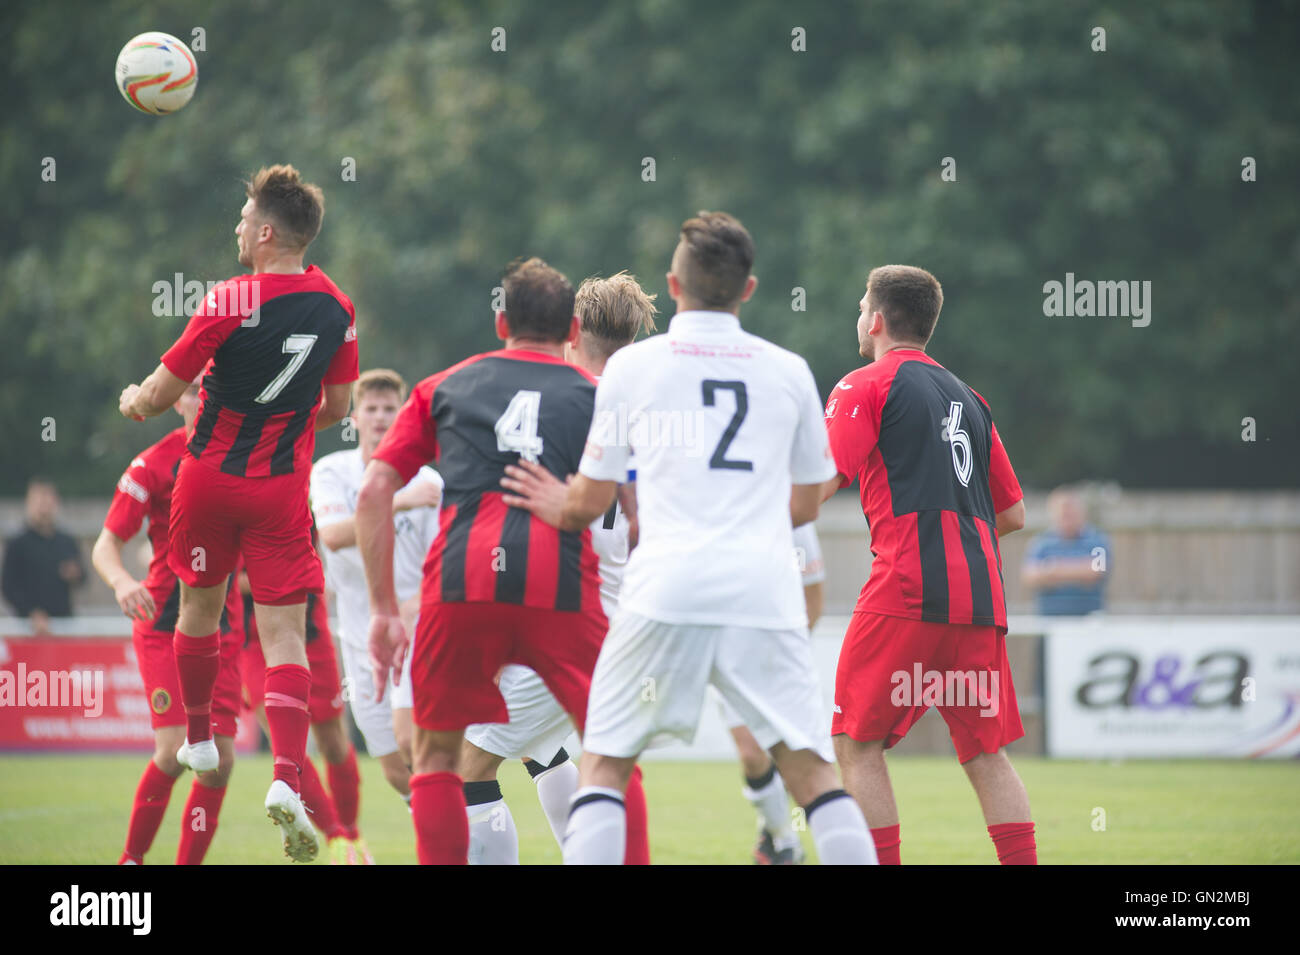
[579,310,836,629]
[589,501,628,618]
[310,448,442,650]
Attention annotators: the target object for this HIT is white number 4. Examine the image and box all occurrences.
[495,390,543,462]
[942,400,973,487]
[255,334,317,404]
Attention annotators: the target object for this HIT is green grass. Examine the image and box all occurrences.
[0,754,1296,864]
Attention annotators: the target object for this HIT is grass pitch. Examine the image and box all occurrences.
[0,754,1295,864]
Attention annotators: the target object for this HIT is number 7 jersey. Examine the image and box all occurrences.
[578,310,837,630]
[160,266,358,477]
[824,349,1023,630]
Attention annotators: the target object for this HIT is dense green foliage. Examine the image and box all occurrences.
[3,0,1297,494]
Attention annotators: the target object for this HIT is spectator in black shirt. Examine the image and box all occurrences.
[2,479,86,633]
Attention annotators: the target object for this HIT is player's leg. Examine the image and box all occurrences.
[119,724,185,864]
[173,582,229,771]
[175,642,243,865]
[407,600,514,865]
[830,612,949,864]
[390,654,415,803]
[465,664,577,856]
[340,631,411,798]
[305,614,365,858]
[516,607,660,865]
[166,461,241,770]
[715,626,875,865]
[176,733,235,865]
[255,600,318,861]
[719,697,801,864]
[938,626,1036,864]
[524,750,579,847]
[833,734,901,864]
[458,739,517,865]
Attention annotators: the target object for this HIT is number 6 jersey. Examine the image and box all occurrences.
[824,349,1023,630]
[578,310,836,630]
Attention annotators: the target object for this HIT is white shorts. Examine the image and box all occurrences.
[584,610,834,762]
[463,665,573,764]
[339,637,413,759]
[712,688,747,731]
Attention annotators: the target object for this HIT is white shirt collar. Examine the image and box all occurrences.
[668,310,741,333]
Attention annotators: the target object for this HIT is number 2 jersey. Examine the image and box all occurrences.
[579,310,837,631]
[825,349,1023,630]
[159,266,359,477]
[371,348,603,614]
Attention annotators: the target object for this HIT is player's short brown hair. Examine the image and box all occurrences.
[865,265,944,344]
[501,257,576,342]
[574,272,658,359]
[244,164,325,251]
[352,368,407,405]
[673,211,754,309]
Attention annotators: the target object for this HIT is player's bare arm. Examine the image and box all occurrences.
[500,459,616,532]
[119,363,190,420]
[818,473,846,504]
[315,381,353,432]
[791,482,824,527]
[996,499,1026,536]
[355,457,406,699]
[90,528,156,622]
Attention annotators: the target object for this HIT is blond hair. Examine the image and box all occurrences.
[352,368,407,405]
[574,272,658,359]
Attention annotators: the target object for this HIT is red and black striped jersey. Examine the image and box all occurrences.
[160,266,359,478]
[372,349,602,613]
[825,350,1023,630]
[103,427,243,636]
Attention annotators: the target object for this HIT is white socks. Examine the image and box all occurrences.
[805,790,877,865]
[563,786,625,865]
[744,767,800,851]
[533,759,580,848]
[465,781,519,865]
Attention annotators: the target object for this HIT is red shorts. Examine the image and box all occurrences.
[411,599,607,733]
[168,456,322,606]
[134,626,242,737]
[240,628,344,724]
[832,611,1023,763]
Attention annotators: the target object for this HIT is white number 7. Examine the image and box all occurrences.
[255,334,317,404]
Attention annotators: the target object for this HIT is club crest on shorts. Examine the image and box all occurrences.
[151,688,171,714]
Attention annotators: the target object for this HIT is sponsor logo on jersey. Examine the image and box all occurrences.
[825,397,839,418]
[344,324,357,342]
[836,380,854,390]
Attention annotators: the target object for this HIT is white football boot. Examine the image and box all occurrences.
[265,779,319,863]
[176,737,219,773]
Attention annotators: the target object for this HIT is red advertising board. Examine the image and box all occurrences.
[0,634,258,752]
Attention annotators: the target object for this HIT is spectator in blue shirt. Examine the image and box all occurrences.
[1021,488,1110,615]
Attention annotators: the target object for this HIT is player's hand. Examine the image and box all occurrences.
[368,612,408,704]
[394,480,442,513]
[118,384,145,421]
[501,459,571,527]
[113,578,156,622]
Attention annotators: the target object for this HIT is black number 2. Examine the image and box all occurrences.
[702,380,753,471]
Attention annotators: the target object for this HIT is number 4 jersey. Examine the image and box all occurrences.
[579,310,837,630]
[371,348,603,614]
[825,349,1023,630]
[160,267,359,477]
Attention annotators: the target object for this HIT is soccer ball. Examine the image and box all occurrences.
[114,32,198,115]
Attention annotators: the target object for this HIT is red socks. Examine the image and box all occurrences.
[173,631,221,743]
[989,821,1038,864]
[263,664,311,790]
[176,780,227,865]
[623,765,650,865]
[410,772,468,865]
[120,760,178,863]
[871,823,902,865]
[327,747,361,840]
[300,757,346,840]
